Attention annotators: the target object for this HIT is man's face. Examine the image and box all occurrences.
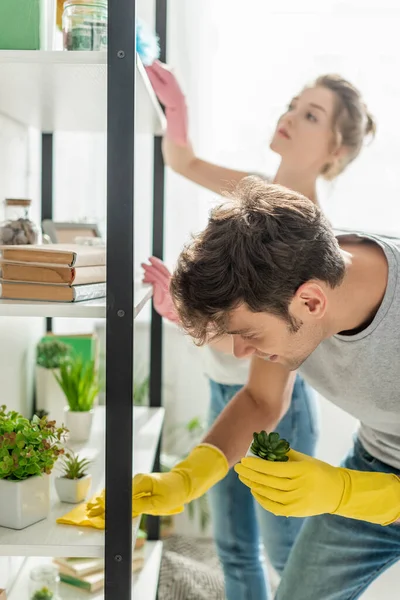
[225,300,325,371]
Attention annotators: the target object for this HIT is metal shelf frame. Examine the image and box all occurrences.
[39,1,168,597]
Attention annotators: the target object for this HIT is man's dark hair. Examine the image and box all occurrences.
[170,177,345,344]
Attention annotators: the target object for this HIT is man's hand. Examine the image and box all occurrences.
[235,449,400,525]
[133,444,228,517]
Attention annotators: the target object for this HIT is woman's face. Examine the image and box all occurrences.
[270,86,341,175]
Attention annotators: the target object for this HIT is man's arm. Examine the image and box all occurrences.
[203,356,296,466]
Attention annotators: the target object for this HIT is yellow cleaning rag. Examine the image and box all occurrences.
[57,490,106,530]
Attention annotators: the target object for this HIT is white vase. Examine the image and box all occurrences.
[55,474,92,504]
[64,407,94,442]
[0,475,50,530]
[35,366,67,426]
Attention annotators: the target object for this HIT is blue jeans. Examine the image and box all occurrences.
[276,438,400,600]
[207,375,319,600]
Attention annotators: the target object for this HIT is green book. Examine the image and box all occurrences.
[60,570,104,593]
[0,0,40,50]
[40,333,98,365]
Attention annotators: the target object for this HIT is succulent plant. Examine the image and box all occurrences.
[60,451,91,480]
[250,430,290,462]
[36,339,71,370]
[31,586,54,600]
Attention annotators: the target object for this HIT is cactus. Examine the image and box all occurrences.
[250,431,290,462]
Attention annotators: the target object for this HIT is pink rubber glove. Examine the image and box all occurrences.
[145,60,188,146]
[142,257,180,323]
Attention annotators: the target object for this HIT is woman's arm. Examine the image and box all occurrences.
[162,138,249,195]
[146,61,250,195]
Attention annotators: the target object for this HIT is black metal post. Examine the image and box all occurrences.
[105,0,135,598]
[147,0,167,543]
[41,133,53,333]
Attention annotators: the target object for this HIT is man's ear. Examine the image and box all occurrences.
[292,282,327,319]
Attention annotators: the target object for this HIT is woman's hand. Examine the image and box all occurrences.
[142,256,179,323]
[145,60,188,146]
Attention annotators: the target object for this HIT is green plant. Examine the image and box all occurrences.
[0,406,67,480]
[250,431,291,462]
[134,375,149,406]
[36,339,71,369]
[31,587,54,600]
[54,355,98,412]
[60,451,90,480]
[161,416,210,532]
[33,409,49,420]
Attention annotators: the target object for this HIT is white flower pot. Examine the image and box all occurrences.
[35,366,67,426]
[64,408,94,442]
[246,446,259,458]
[55,474,92,504]
[0,475,50,530]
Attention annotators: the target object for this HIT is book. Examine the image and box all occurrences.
[0,244,106,268]
[53,556,103,578]
[0,262,106,285]
[40,333,97,364]
[56,549,145,593]
[59,569,104,593]
[0,281,106,303]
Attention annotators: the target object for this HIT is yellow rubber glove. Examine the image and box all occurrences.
[235,449,400,525]
[133,443,229,517]
[57,490,106,529]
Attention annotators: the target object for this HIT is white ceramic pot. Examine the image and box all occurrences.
[55,474,92,504]
[64,407,94,442]
[246,446,259,458]
[35,366,66,426]
[0,475,50,530]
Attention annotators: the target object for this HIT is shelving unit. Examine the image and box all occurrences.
[0,51,165,133]
[0,0,168,598]
[8,541,163,600]
[0,407,164,558]
[0,282,152,318]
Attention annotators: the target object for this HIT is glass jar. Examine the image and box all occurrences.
[29,564,61,600]
[63,0,108,51]
[0,199,41,245]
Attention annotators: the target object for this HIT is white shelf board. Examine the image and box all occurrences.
[0,281,152,318]
[133,541,163,600]
[8,541,163,600]
[0,51,166,134]
[0,405,164,557]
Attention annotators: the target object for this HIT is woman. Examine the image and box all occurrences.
[143,61,375,600]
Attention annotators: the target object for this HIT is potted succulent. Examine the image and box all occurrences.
[55,355,98,442]
[36,339,71,426]
[247,430,291,461]
[31,588,54,600]
[55,450,92,503]
[0,406,67,529]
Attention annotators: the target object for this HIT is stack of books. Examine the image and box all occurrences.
[0,244,106,303]
[53,531,147,593]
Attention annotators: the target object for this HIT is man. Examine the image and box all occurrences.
[133,177,400,599]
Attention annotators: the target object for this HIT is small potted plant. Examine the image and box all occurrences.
[31,588,54,600]
[55,450,92,503]
[55,355,98,442]
[0,406,67,530]
[246,430,291,461]
[36,339,71,426]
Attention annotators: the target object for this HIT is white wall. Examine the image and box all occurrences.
[0,117,43,590]
[0,119,43,417]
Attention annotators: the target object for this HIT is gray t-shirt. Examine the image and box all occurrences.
[299,231,400,469]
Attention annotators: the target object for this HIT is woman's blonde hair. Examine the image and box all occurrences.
[313,74,376,180]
